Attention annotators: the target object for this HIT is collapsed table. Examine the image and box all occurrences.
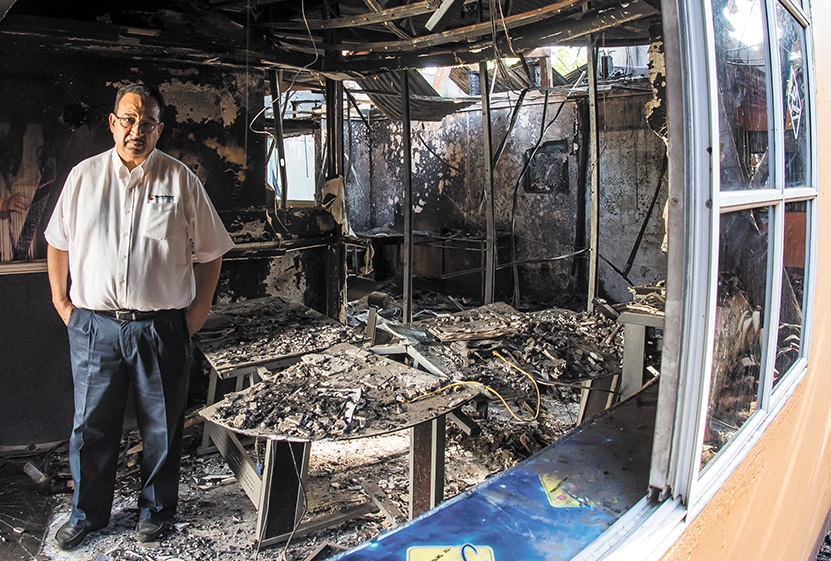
[193,296,361,451]
[199,343,479,548]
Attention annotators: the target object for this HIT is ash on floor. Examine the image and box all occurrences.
[819,534,831,561]
[22,384,579,561]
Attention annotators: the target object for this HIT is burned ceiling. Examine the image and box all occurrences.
[1,0,661,77]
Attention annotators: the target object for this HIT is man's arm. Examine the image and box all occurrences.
[47,244,74,325]
[186,257,222,336]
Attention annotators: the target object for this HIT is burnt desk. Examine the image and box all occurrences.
[193,296,360,450]
[373,302,622,425]
[199,344,478,549]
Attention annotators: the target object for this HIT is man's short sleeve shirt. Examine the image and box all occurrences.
[45,148,234,311]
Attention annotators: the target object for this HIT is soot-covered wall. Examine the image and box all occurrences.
[0,58,265,264]
[596,93,668,302]
[346,89,667,308]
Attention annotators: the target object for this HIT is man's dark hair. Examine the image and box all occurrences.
[114,82,166,122]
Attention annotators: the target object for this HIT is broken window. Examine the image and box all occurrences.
[713,0,771,191]
[777,3,811,188]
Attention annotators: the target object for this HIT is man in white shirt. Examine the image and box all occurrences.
[45,82,235,550]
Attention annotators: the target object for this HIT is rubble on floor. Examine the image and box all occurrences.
[15,285,665,560]
[197,297,361,371]
[26,382,578,561]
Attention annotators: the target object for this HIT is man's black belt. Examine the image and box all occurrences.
[97,309,169,321]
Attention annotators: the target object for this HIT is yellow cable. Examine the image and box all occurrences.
[405,351,541,423]
[492,350,541,422]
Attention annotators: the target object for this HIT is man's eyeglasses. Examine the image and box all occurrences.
[114,115,161,132]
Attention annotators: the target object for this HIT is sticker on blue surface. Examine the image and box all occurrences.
[539,474,594,508]
[406,544,496,561]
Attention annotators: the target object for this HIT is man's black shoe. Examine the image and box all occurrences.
[136,517,169,543]
[55,521,92,550]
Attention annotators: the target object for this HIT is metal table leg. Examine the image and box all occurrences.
[257,439,311,545]
[409,414,446,519]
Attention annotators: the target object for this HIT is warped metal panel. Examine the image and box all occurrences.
[356,70,475,121]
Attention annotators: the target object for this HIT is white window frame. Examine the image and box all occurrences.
[267,133,317,204]
[575,0,818,557]
[683,0,817,513]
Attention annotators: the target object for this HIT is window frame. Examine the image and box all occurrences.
[266,133,318,205]
[576,0,818,557]
[652,0,818,510]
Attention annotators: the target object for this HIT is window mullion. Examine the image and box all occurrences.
[778,0,810,28]
[674,0,721,509]
[718,189,784,212]
[751,0,783,408]
[760,203,785,408]
[768,0,786,196]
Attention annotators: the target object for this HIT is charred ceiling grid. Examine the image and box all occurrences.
[1,0,660,74]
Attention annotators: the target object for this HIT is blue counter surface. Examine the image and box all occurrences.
[331,380,658,561]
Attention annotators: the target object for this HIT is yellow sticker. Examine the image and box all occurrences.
[406,544,496,561]
[539,473,593,508]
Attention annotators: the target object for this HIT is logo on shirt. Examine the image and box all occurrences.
[148,194,175,203]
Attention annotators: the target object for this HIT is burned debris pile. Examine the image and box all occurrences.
[203,345,477,440]
[393,303,626,411]
[195,297,361,371]
[616,281,666,316]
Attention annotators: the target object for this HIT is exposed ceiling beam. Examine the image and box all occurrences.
[287,0,658,73]
[0,14,270,70]
[426,0,466,33]
[272,0,588,54]
[0,0,16,23]
[362,0,411,40]
[261,0,478,31]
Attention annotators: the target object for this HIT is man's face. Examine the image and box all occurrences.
[109,92,164,168]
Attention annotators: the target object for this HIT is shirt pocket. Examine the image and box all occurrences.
[141,202,177,240]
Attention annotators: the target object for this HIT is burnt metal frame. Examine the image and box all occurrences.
[617,311,665,401]
[204,408,461,547]
[402,69,415,323]
[268,68,290,210]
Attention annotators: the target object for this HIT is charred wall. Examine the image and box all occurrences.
[489,99,582,308]
[597,93,668,302]
[0,56,266,264]
[343,119,373,234]
[347,88,666,308]
[366,116,470,233]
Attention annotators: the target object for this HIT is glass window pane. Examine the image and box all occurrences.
[267,134,316,201]
[702,208,770,468]
[774,202,806,384]
[776,4,811,187]
[713,0,772,191]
